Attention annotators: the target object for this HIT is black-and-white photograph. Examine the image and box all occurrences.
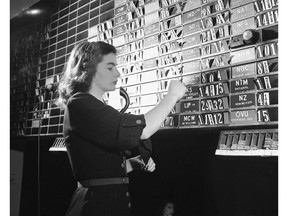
[8,0,286,216]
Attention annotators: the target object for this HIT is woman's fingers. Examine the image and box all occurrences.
[144,157,156,172]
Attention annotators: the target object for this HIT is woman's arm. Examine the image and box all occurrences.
[141,80,186,140]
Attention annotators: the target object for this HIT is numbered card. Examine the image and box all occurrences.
[199,112,229,125]
[201,11,230,30]
[201,53,230,70]
[256,9,278,27]
[256,42,278,59]
[201,82,229,97]
[158,52,182,67]
[158,65,182,79]
[254,0,278,13]
[201,25,230,43]
[201,69,229,84]
[200,97,229,111]
[257,109,271,122]
[257,92,270,106]
[160,41,182,54]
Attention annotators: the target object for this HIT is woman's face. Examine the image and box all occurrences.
[163,202,174,216]
[93,52,120,92]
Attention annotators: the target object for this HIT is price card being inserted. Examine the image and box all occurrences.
[183,85,200,99]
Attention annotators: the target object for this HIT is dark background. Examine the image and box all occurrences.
[10,1,278,215]
[11,127,278,216]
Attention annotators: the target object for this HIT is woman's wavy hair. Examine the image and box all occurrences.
[56,41,116,107]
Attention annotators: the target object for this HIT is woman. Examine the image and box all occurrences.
[161,201,175,216]
[57,41,186,216]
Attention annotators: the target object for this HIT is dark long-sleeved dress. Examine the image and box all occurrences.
[64,92,152,216]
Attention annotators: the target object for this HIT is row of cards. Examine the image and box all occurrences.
[218,129,278,150]
[165,106,277,127]
[88,0,278,42]
[180,90,277,112]
[118,58,277,87]
[115,40,277,68]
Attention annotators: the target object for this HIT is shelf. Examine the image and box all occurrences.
[215,149,278,156]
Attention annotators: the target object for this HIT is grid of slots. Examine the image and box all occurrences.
[216,129,278,156]
[10,0,278,136]
[111,0,278,128]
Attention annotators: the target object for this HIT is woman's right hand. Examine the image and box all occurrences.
[143,157,156,172]
[167,80,187,102]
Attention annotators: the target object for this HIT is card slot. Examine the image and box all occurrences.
[257,133,265,149]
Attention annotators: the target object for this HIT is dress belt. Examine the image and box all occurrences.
[78,177,129,187]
